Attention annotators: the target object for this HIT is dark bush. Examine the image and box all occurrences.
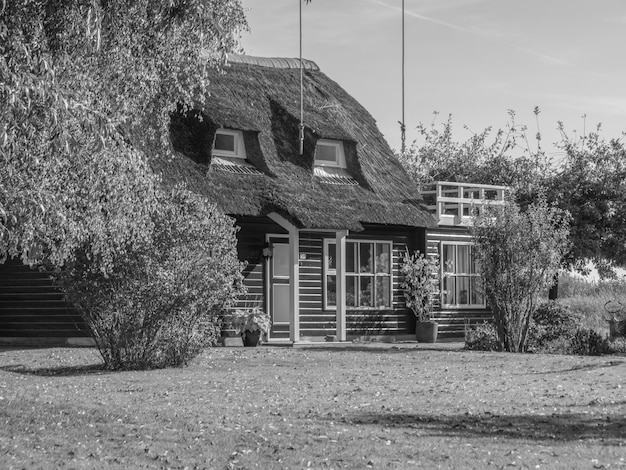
[569,328,611,356]
[465,322,501,351]
[527,301,581,352]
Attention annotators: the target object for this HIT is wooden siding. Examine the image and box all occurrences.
[233,216,289,339]
[0,259,88,338]
[298,226,424,338]
[427,228,493,338]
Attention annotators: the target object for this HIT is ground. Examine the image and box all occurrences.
[1,344,625,469]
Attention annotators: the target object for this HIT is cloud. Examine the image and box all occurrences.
[516,47,570,67]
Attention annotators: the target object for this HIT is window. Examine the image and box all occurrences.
[314,139,346,168]
[441,242,484,308]
[324,239,392,309]
[212,129,246,159]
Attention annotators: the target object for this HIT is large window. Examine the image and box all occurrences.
[324,240,392,309]
[441,242,484,308]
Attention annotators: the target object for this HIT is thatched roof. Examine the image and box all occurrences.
[159,54,435,231]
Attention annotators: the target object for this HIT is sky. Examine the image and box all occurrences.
[238,0,626,159]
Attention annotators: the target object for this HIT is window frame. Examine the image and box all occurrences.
[440,241,485,309]
[212,129,247,159]
[314,139,347,169]
[323,238,393,310]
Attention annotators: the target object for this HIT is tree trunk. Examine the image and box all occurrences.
[548,272,559,300]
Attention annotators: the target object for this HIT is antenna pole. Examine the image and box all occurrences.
[400,0,406,154]
[299,0,305,155]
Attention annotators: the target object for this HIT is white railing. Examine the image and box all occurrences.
[421,181,507,226]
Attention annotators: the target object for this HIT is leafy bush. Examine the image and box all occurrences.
[55,187,244,370]
[568,328,611,356]
[471,197,570,352]
[609,337,626,354]
[465,323,501,351]
[527,301,581,352]
[400,251,439,322]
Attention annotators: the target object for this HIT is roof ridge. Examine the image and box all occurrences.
[226,53,319,71]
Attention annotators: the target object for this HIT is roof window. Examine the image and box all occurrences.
[314,139,346,169]
[212,129,246,159]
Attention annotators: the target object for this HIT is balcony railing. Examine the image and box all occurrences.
[421,181,507,227]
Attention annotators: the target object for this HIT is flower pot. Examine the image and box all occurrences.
[243,330,262,347]
[415,321,438,343]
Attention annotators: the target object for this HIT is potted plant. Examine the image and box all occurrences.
[231,307,272,346]
[401,250,440,343]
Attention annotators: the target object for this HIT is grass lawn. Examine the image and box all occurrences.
[1,345,625,469]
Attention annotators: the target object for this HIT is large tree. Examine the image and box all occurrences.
[398,112,552,198]
[550,127,626,278]
[1,1,248,368]
[1,0,247,267]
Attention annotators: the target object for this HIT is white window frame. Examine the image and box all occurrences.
[440,241,485,309]
[212,129,247,159]
[314,139,346,169]
[324,238,393,310]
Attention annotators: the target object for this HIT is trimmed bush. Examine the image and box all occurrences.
[465,323,501,351]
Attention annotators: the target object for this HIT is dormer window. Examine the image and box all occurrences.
[315,139,346,168]
[212,129,246,159]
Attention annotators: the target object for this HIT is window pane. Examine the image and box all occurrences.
[359,243,373,274]
[327,243,336,271]
[326,275,336,307]
[214,133,235,152]
[359,277,374,307]
[443,275,455,305]
[315,143,337,163]
[457,276,470,305]
[375,243,391,274]
[471,277,484,305]
[457,246,470,274]
[443,245,456,274]
[471,247,480,274]
[346,276,357,307]
[273,243,289,278]
[375,276,391,308]
[346,242,356,273]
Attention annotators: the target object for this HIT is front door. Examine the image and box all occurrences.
[268,237,291,340]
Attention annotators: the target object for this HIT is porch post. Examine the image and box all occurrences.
[288,227,300,342]
[336,230,348,341]
[268,213,300,342]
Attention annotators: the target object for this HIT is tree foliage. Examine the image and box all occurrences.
[1,1,248,368]
[471,198,570,352]
[549,128,626,277]
[398,112,551,198]
[1,0,247,266]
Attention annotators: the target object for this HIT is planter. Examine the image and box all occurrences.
[243,330,262,347]
[415,321,438,343]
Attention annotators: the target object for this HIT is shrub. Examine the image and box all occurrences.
[465,322,501,351]
[527,301,581,352]
[471,197,570,352]
[568,328,611,356]
[609,337,626,354]
[400,251,439,322]
[56,187,245,370]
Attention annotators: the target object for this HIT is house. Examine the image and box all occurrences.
[421,181,507,338]
[0,54,436,345]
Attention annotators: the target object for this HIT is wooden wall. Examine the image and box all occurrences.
[0,258,89,341]
[298,225,424,339]
[427,227,492,338]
